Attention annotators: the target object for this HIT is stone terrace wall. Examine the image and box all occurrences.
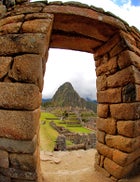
[0,1,140,182]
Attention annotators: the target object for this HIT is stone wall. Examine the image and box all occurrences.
[0,0,139,181]
[0,1,54,181]
[50,121,96,150]
[95,30,140,181]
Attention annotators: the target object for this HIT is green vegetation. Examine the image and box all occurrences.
[40,112,59,151]
[40,111,93,151]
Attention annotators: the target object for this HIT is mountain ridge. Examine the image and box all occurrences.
[42,82,97,112]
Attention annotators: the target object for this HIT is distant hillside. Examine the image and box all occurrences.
[42,82,97,112]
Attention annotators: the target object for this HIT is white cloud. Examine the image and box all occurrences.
[42,0,140,100]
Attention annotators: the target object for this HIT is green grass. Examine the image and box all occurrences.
[40,113,59,151]
[39,112,93,151]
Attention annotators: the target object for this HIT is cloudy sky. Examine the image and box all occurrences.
[42,0,140,100]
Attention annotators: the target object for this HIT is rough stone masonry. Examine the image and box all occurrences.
[0,0,140,181]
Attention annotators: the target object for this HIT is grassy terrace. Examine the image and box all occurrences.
[39,112,93,151]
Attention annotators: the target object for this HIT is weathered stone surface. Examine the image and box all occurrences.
[0,174,10,182]
[104,157,134,179]
[0,167,36,180]
[10,3,44,15]
[0,109,40,140]
[95,163,110,177]
[118,50,140,69]
[10,153,35,171]
[113,148,140,167]
[97,104,109,118]
[0,5,6,19]
[0,150,9,168]
[117,120,135,137]
[96,130,105,143]
[25,12,53,20]
[22,18,53,33]
[95,53,109,67]
[97,88,122,103]
[0,83,41,110]
[0,57,12,79]
[96,56,117,76]
[133,66,140,84]
[0,22,22,35]
[96,142,114,160]
[0,14,25,27]
[122,83,136,102]
[106,134,140,153]
[107,66,134,88]
[0,33,49,56]
[110,103,140,120]
[94,33,121,57]
[136,85,140,101]
[0,136,36,153]
[96,75,107,91]
[96,118,116,135]
[9,54,43,91]
[135,120,140,136]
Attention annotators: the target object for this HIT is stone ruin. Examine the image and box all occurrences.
[50,121,96,151]
[0,0,140,181]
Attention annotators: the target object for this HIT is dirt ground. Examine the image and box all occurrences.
[40,149,140,182]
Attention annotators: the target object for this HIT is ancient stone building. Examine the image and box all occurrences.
[0,0,140,181]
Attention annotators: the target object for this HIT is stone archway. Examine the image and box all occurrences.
[0,1,140,181]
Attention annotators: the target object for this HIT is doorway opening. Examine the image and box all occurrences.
[40,48,97,152]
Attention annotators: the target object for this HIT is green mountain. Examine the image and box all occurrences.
[51,82,97,112]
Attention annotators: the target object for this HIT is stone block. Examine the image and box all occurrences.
[0,150,9,168]
[25,13,53,20]
[0,136,37,154]
[135,120,140,136]
[0,14,25,26]
[113,148,140,167]
[106,134,140,153]
[117,121,135,137]
[96,142,114,160]
[122,83,136,102]
[0,5,6,19]
[109,39,128,58]
[133,66,140,85]
[10,153,35,171]
[94,33,121,57]
[96,118,116,135]
[0,83,41,110]
[107,66,134,88]
[104,157,134,179]
[97,104,109,118]
[118,50,140,69]
[0,22,22,35]
[0,57,12,79]
[22,18,54,33]
[96,130,105,143]
[0,174,10,182]
[95,152,101,165]
[0,167,37,180]
[9,54,43,91]
[110,103,140,120]
[0,109,40,140]
[97,88,121,103]
[96,56,117,76]
[96,75,107,91]
[95,163,110,177]
[136,85,140,101]
[0,33,49,56]
[95,53,109,68]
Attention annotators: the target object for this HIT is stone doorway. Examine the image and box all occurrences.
[0,1,140,181]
